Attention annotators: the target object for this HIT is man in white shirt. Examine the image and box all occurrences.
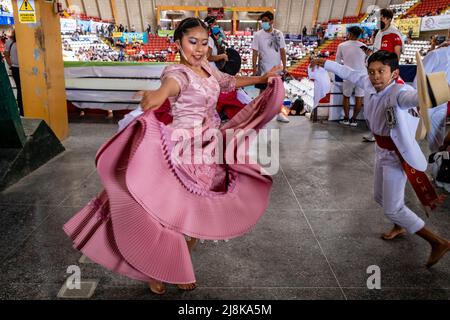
[335,26,367,127]
[252,11,288,122]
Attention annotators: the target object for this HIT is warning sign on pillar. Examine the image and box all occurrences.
[19,0,36,23]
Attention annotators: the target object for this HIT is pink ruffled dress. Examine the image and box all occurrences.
[63,63,285,284]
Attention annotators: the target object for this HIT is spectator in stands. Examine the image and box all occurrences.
[317,24,324,41]
[131,25,136,32]
[146,24,152,35]
[335,26,366,127]
[252,11,288,123]
[71,29,80,41]
[302,25,307,38]
[4,29,23,116]
[204,16,228,71]
[118,47,125,61]
[407,27,413,44]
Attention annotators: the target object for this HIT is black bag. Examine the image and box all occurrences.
[437,157,450,183]
[218,48,242,76]
[290,97,305,116]
[430,152,450,183]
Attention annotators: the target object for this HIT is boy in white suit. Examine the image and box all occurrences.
[311,51,450,268]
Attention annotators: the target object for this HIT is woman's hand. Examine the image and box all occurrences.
[220,53,229,62]
[134,90,162,111]
[262,65,283,82]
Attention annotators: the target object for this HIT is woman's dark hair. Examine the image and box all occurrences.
[173,17,209,42]
[367,50,399,71]
[380,8,394,20]
[259,11,274,21]
[348,26,362,38]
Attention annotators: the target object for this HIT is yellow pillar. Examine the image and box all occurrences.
[12,0,68,140]
[110,0,118,23]
[156,6,160,28]
[232,10,237,35]
[312,0,321,26]
[355,0,363,16]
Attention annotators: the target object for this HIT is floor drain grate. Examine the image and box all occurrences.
[57,280,98,299]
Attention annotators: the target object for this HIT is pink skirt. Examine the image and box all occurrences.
[63,78,285,284]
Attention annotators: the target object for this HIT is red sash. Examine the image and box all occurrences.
[374,134,443,211]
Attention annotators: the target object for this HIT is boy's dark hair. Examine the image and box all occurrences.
[367,50,399,71]
[348,26,362,38]
[380,8,394,20]
[174,18,208,42]
[259,11,274,21]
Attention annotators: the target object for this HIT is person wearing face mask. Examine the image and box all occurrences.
[64,17,285,296]
[374,8,404,59]
[363,8,405,142]
[311,51,450,269]
[252,11,288,123]
[204,16,228,71]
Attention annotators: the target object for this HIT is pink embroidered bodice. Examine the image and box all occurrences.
[161,63,236,129]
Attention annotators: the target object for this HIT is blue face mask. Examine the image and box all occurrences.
[212,26,221,36]
[261,22,271,31]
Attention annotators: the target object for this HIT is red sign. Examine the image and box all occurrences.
[207,7,224,19]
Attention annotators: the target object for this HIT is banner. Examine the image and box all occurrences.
[207,7,224,19]
[60,18,77,33]
[395,18,421,38]
[77,19,94,33]
[325,22,377,39]
[0,0,13,25]
[421,14,450,31]
[157,29,174,37]
[120,32,148,44]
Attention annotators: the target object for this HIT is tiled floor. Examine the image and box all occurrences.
[0,115,449,300]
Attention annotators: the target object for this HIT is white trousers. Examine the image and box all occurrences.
[373,145,425,234]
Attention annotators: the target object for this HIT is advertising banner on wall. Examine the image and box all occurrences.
[60,18,77,33]
[395,17,421,38]
[0,0,13,25]
[113,32,148,44]
[157,29,174,37]
[325,22,377,39]
[421,14,450,31]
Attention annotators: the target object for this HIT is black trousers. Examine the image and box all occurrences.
[11,66,23,116]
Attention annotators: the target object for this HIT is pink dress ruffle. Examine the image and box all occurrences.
[64,63,285,284]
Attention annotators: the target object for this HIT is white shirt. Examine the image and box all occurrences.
[252,28,286,75]
[324,61,418,136]
[5,38,18,67]
[208,36,219,70]
[420,46,450,84]
[335,40,367,71]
